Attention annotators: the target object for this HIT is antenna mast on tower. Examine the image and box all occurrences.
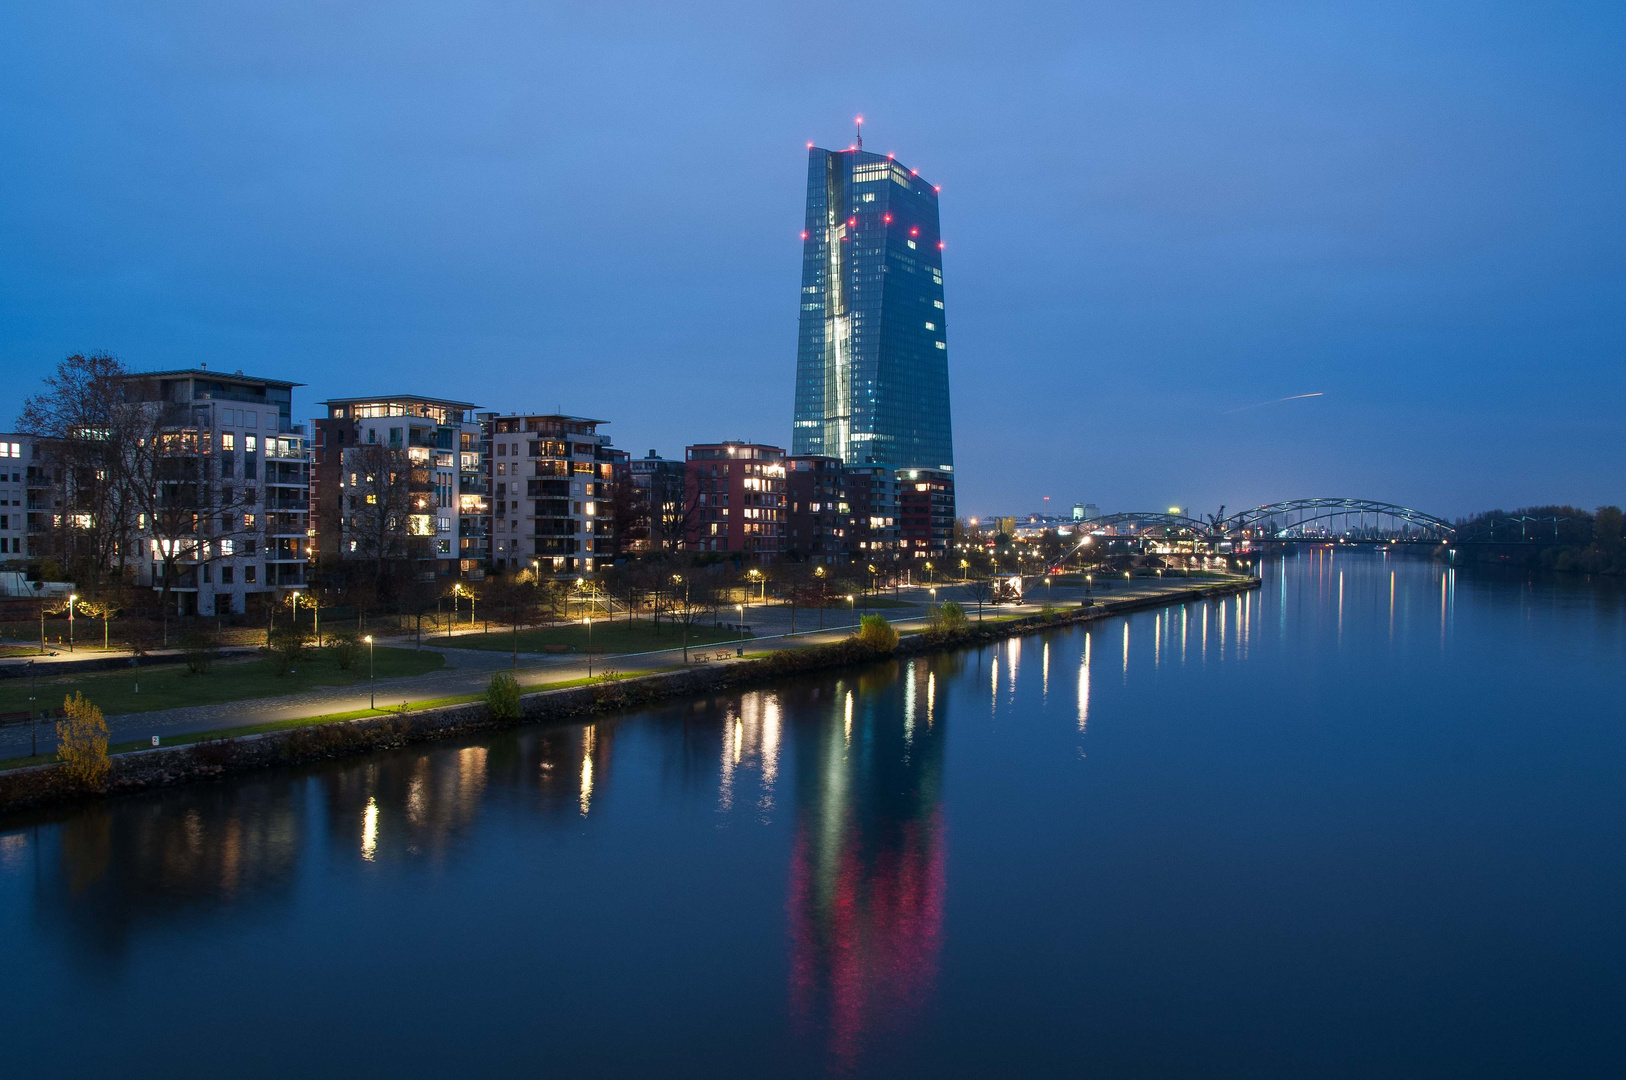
[855,115,863,151]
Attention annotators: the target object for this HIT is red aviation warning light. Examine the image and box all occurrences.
[848,217,857,227]
[909,226,919,236]
[882,214,892,224]
[800,231,809,240]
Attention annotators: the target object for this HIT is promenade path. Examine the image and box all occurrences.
[0,575,1236,760]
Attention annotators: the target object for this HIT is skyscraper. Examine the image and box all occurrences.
[792,135,954,473]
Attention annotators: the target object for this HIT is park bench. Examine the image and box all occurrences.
[714,650,732,661]
[0,711,31,726]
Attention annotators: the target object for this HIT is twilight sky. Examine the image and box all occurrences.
[3,1,1623,518]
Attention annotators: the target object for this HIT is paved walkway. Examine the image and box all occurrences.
[0,575,1243,760]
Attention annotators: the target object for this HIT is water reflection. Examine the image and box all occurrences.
[8,555,1626,1076]
[787,658,948,1068]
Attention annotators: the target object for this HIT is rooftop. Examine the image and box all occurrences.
[126,368,304,389]
[322,394,479,410]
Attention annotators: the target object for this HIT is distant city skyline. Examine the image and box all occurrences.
[3,4,1623,517]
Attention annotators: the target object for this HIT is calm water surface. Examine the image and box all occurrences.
[4,553,1625,1077]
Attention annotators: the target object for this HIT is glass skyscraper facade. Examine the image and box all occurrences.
[792,146,954,472]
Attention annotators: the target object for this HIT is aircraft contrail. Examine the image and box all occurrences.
[1223,392,1324,414]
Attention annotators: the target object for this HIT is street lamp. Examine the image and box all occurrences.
[364,635,375,708]
[924,561,934,584]
[960,559,969,581]
[735,603,745,647]
[584,617,593,676]
[68,594,77,653]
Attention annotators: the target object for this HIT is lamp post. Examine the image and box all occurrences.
[815,566,826,630]
[364,635,375,708]
[27,660,37,758]
[585,617,593,677]
[673,573,691,663]
[68,594,77,653]
[960,559,969,581]
[924,561,934,585]
[735,603,745,649]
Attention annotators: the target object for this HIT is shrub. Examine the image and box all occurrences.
[180,629,216,674]
[855,613,899,652]
[268,626,310,676]
[1039,602,1059,622]
[485,672,521,720]
[327,631,362,671]
[56,692,109,790]
[928,601,969,635]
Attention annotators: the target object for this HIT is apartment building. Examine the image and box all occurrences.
[313,396,485,583]
[785,455,847,564]
[685,442,786,563]
[483,414,619,574]
[0,435,33,566]
[627,451,687,553]
[844,466,899,555]
[899,468,956,558]
[118,368,310,615]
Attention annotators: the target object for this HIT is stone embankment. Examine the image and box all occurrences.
[0,577,1259,813]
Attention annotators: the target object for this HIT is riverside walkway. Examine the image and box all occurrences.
[0,575,1247,761]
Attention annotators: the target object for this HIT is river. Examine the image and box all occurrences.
[3,552,1624,1077]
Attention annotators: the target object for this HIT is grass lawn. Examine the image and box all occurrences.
[0,646,444,718]
[444,619,748,655]
[0,665,693,772]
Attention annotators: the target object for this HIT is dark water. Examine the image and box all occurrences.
[4,552,1625,1078]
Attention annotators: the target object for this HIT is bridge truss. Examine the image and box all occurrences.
[1064,500,1574,552]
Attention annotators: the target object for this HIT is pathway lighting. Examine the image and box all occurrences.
[68,594,77,652]
[364,635,375,708]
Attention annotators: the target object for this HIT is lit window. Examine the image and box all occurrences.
[925,322,935,330]
[221,433,235,451]
[245,435,257,452]
[907,240,916,250]
[934,300,944,309]
[936,341,946,349]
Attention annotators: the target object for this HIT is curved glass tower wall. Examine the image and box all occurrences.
[791,147,954,472]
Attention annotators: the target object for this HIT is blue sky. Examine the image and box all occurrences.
[2,1,1622,517]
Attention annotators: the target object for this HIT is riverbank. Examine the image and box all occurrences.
[0,576,1259,813]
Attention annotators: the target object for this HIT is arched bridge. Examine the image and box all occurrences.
[1074,500,1571,547]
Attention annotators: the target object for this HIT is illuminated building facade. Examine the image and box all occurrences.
[483,413,621,574]
[118,369,311,614]
[684,442,786,562]
[791,142,954,476]
[785,455,848,563]
[314,395,485,582]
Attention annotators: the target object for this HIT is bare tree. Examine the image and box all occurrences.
[17,353,136,598]
[118,406,261,634]
[964,577,994,621]
[342,443,417,596]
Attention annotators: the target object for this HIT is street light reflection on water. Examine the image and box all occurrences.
[5,554,1626,1076]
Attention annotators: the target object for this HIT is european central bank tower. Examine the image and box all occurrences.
[791,144,954,472]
